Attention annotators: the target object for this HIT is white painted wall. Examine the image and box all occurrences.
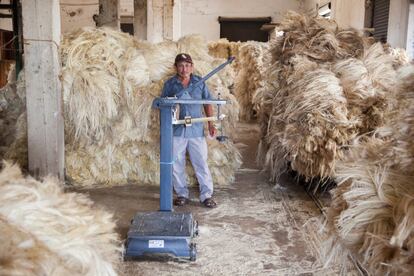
[330,0,365,29]
[180,0,304,41]
[387,0,410,49]
[303,0,365,29]
[407,2,414,59]
[120,0,134,16]
[303,0,330,15]
[0,0,12,31]
[59,0,304,38]
[60,0,98,33]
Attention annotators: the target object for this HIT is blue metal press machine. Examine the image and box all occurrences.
[124,57,234,261]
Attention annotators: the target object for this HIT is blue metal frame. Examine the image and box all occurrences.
[124,57,234,260]
[175,56,235,98]
[152,56,234,212]
[152,98,228,211]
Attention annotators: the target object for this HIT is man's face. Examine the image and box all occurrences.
[176,61,193,79]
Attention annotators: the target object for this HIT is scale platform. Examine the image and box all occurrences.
[124,211,198,261]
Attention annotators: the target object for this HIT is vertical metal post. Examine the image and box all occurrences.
[159,104,174,211]
[12,0,22,77]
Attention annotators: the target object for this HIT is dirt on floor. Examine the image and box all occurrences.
[80,123,354,275]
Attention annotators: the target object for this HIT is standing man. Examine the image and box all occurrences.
[161,53,217,208]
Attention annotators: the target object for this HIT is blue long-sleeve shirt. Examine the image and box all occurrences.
[161,74,212,138]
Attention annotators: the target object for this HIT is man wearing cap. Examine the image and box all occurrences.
[161,53,217,208]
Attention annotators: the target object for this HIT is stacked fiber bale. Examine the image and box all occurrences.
[0,162,121,275]
[7,28,241,187]
[233,41,270,121]
[384,45,411,69]
[208,39,242,87]
[323,65,414,274]
[208,38,242,65]
[255,12,400,181]
[208,39,270,121]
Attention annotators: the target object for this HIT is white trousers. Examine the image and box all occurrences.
[173,134,213,202]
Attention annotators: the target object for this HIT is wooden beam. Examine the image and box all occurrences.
[0,4,12,9]
[22,0,64,180]
[0,13,12,18]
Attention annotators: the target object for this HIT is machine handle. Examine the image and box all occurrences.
[175,56,235,98]
[172,114,226,125]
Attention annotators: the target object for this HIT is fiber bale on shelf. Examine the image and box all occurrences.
[208,38,242,62]
[0,162,121,275]
[323,66,414,275]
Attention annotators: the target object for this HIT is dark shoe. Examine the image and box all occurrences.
[202,198,217,208]
[174,197,189,206]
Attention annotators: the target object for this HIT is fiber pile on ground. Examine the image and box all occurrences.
[255,12,402,181]
[323,65,414,275]
[0,162,121,275]
[6,28,241,187]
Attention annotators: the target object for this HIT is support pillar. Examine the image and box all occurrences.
[387,0,410,48]
[22,0,64,180]
[146,0,181,43]
[134,0,147,40]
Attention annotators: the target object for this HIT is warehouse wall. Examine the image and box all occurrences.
[0,0,12,31]
[303,0,365,29]
[60,0,98,33]
[61,0,305,40]
[387,0,410,49]
[407,2,414,58]
[180,0,304,41]
[330,0,365,30]
[302,0,330,15]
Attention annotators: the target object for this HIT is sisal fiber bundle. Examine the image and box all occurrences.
[208,38,242,63]
[322,65,414,275]
[208,38,271,122]
[0,162,121,275]
[255,12,398,181]
[5,28,241,188]
[233,41,270,121]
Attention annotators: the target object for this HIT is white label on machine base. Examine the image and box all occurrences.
[148,240,164,248]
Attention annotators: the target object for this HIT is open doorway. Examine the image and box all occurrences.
[218,17,271,42]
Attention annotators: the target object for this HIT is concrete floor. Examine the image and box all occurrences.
[82,123,350,275]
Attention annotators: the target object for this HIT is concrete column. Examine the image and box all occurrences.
[163,0,173,40]
[94,0,120,29]
[171,0,181,40]
[134,0,147,39]
[22,0,64,180]
[387,0,410,48]
[364,0,373,29]
[331,0,365,30]
[147,0,181,42]
[147,0,163,43]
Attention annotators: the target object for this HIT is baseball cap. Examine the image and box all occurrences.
[175,53,193,65]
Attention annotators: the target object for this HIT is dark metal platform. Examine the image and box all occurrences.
[125,212,198,260]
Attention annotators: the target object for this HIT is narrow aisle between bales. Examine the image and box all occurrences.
[85,123,349,275]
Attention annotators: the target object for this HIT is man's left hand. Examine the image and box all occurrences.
[208,122,217,137]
